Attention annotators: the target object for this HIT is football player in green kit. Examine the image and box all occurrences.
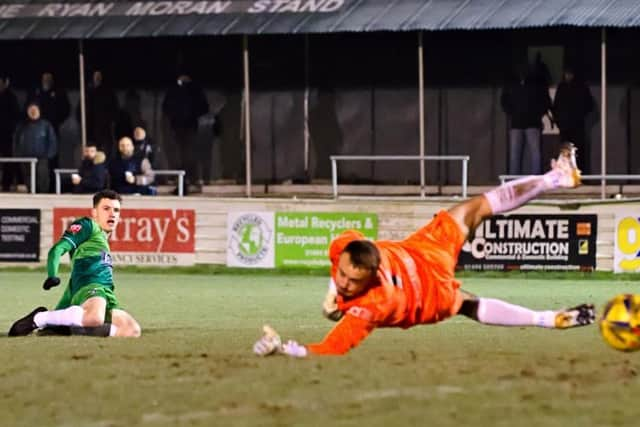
[9,190,141,337]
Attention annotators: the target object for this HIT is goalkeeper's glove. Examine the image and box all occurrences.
[322,288,344,322]
[253,325,308,358]
[43,276,61,290]
[282,340,308,358]
[253,325,282,356]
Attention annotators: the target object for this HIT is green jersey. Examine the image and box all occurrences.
[48,217,114,294]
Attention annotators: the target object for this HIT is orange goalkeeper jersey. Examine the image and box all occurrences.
[307,210,466,355]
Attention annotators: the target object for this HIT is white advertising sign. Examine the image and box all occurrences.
[614,213,640,273]
[227,212,275,268]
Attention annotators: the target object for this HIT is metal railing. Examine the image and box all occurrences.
[499,174,640,199]
[54,168,80,194]
[54,169,187,196]
[0,157,38,194]
[330,155,470,199]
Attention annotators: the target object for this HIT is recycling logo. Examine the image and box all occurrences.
[229,213,273,265]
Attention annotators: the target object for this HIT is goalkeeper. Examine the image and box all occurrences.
[254,144,595,357]
[8,190,141,338]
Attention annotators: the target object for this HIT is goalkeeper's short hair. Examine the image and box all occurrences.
[342,240,380,274]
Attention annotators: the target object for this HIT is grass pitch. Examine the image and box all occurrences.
[1,271,640,427]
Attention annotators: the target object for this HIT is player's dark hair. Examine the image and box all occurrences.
[93,189,122,207]
[342,240,380,274]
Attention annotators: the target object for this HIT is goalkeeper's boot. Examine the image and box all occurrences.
[8,306,47,337]
[551,142,581,188]
[554,304,595,329]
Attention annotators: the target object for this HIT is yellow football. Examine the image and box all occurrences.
[599,294,640,352]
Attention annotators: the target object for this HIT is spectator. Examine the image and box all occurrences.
[26,72,70,136]
[78,70,119,159]
[26,72,70,193]
[195,112,219,185]
[133,126,154,163]
[109,136,156,195]
[162,73,209,192]
[0,74,20,191]
[71,143,107,194]
[114,88,146,145]
[552,66,595,174]
[531,51,552,89]
[501,65,551,175]
[14,102,58,193]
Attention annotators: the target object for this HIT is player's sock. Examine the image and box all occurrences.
[37,326,72,336]
[476,298,556,328]
[34,305,84,328]
[483,172,561,215]
[70,323,118,337]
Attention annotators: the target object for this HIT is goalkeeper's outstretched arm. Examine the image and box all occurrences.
[254,315,376,357]
[306,314,375,355]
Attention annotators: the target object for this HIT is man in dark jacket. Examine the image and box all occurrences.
[26,72,70,192]
[0,74,20,191]
[162,73,209,191]
[552,66,595,174]
[79,70,119,159]
[133,126,154,163]
[14,102,58,193]
[109,136,156,195]
[26,72,70,137]
[501,66,551,175]
[71,143,107,194]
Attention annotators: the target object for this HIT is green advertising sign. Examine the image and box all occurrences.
[274,212,378,268]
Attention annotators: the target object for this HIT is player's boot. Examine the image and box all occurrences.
[554,304,596,328]
[8,306,47,337]
[551,142,582,188]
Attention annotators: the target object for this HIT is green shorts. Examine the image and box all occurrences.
[55,284,120,323]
